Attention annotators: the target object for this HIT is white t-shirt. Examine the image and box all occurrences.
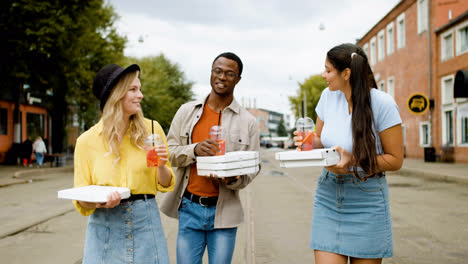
[315,88,402,155]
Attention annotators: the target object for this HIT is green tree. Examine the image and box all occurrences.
[0,0,126,152]
[120,55,194,132]
[288,74,327,122]
[277,117,288,137]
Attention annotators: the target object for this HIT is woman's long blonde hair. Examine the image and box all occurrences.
[101,71,148,164]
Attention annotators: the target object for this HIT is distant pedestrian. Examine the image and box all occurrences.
[294,43,403,264]
[73,63,175,264]
[20,137,33,167]
[32,136,47,168]
[160,52,260,264]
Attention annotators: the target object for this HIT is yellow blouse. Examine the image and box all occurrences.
[73,118,175,216]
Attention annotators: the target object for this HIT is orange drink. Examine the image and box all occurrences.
[146,147,160,167]
[209,125,225,156]
[299,131,314,151]
[144,134,163,167]
[215,139,226,156]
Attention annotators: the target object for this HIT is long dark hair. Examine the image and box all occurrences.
[326,43,378,178]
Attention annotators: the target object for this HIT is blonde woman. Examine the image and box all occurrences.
[73,64,175,264]
[32,136,46,167]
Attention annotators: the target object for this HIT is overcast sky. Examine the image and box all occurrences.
[108,0,400,127]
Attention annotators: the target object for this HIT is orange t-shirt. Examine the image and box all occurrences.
[186,104,222,197]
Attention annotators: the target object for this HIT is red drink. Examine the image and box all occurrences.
[299,131,314,151]
[146,147,160,167]
[215,139,226,156]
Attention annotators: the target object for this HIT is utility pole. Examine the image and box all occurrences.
[303,89,307,117]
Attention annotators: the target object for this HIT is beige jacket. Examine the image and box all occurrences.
[160,95,260,228]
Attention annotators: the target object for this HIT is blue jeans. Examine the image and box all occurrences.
[35,152,44,166]
[177,197,237,264]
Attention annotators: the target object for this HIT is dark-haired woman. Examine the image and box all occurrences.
[294,43,403,264]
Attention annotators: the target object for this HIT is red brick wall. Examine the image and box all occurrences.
[358,0,430,159]
[434,0,468,29]
[435,15,468,162]
[357,0,468,162]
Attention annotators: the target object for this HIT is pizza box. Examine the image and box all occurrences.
[197,165,260,177]
[278,156,340,168]
[197,158,259,170]
[275,148,339,161]
[196,151,258,164]
[58,185,131,203]
[275,148,341,168]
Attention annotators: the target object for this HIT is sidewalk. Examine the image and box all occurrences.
[1,156,466,189]
[397,158,468,185]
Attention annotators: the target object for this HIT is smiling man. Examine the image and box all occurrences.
[161,52,260,264]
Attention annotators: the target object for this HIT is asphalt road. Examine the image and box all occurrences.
[1,148,467,263]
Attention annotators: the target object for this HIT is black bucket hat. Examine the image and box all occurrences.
[92,63,140,110]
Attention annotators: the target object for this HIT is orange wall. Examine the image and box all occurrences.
[0,100,48,161]
[434,0,468,29]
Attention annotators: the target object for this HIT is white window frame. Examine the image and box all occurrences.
[370,37,377,65]
[440,30,454,61]
[363,43,369,58]
[442,107,455,146]
[441,74,454,106]
[397,13,406,49]
[378,30,385,61]
[378,80,385,92]
[455,20,468,56]
[387,76,395,98]
[386,22,395,55]
[457,103,468,146]
[419,121,431,147]
[417,0,428,34]
[402,124,406,149]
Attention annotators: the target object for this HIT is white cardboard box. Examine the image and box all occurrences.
[196,151,260,177]
[196,151,258,163]
[275,148,341,168]
[197,165,260,177]
[57,185,131,203]
[197,158,259,170]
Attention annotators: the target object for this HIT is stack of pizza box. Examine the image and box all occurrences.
[275,148,340,168]
[196,151,259,177]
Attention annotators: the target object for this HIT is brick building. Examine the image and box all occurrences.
[357,0,468,162]
[247,108,285,138]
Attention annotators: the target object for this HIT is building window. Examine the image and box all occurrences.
[26,113,45,139]
[456,21,468,56]
[378,30,385,61]
[370,37,376,65]
[417,0,428,34]
[461,116,468,144]
[420,122,431,146]
[387,77,395,98]
[363,43,369,58]
[443,110,454,145]
[378,80,385,91]
[441,75,454,105]
[386,22,395,55]
[397,13,406,49]
[0,108,7,135]
[441,31,454,61]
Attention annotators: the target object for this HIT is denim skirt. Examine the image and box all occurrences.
[310,169,393,258]
[82,197,169,264]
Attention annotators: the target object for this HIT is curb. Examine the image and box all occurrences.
[13,166,73,179]
[0,208,75,239]
[398,167,468,185]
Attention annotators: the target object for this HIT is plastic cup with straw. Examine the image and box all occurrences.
[296,117,315,151]
[144,121,162,167]
[209,110,226,155]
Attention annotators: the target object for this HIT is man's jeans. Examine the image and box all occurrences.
[177,197,237,264]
